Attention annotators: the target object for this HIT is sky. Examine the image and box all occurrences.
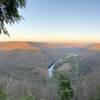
[0,0,100,43]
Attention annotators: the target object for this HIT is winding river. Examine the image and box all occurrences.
[48,53,78,78]
[48,61,57,78]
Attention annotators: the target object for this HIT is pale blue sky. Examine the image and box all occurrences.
[1,0,100,43]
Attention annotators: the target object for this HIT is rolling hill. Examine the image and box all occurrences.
[0,42,100,100]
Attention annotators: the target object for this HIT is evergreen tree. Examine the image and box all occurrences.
[0,0,27,35]
[0,86,7,100]
[21,96,36,100]
[56,72,73,100]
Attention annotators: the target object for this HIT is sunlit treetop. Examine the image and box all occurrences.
[0,0,26,36]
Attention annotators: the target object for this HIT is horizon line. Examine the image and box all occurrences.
[0,40,100,44]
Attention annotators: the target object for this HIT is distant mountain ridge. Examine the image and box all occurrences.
[0,42,39,51]
[88,43,100,50]
[0,41,100,51]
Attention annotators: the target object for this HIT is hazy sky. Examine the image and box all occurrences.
[1,0,100,43]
